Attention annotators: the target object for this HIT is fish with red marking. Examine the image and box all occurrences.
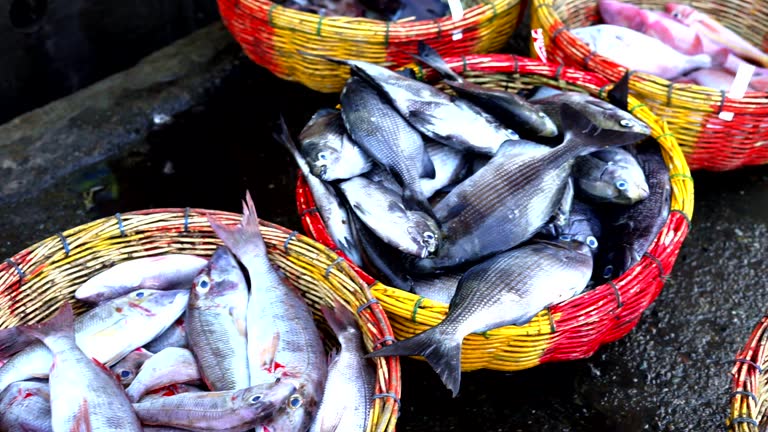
[125,347,201,403]
[0,381,52,432]
[111,347,154,387]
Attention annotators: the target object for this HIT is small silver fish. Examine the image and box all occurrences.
[532,91,651,135]
[573,147,650,205]
[410,272,464,304]
[125,347,201,403]
[0,381,52,432]
[75,254,207,303]
[111,347,154,387]
[144,317,187,352]
[299,108,373,181]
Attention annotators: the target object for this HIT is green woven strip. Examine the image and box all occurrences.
[268,3,278,28]
[411,296,426,322]
[413,64,425,81]
[462,55,468,74]
[316,16,324,36]
[654,132,676,141]
[629,103,648,114]
[670,173,694,182]
[385,21,390,47]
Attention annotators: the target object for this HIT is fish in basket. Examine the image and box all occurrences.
[0,197,401,432]
[531,0,768,171]
[291,48,694,396]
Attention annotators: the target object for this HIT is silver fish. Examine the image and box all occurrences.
[0,381,52,432]
[112,347,154,387]
[369,240,593,396]
[531,91,651,135]
[414,41,559,139]
[74,254,207,303]
[410,272,464,304]
[318,55,519,155]
[539,200,602,255]
[208,192,327,432]
[144,317,187,352]
[299,108,373,181]
[186,246,249,391]
[339,176,440,258]
[573,147,650,205]
[415,105,648,272]
[340,75,436,217]
[309,302,375,432]
[420,142,469,198]
[22,303,143,431]
[275,116,364,267]
[138,383,204,402]
[125,347,201,403]
[133,380,296,432]
[0,288,189,395]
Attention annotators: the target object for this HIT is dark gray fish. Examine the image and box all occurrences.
[312,54,517,155]
[413,105,648,272]
[275,116,364,266]
[527,85,564,101]
[573,147,650,205]
[144,317,187,353]
[0,381,52,432]
[299,108,373,181]
[532,91,651,135]
[421,142,469,198]
[368,240,593,396]
[414,41,559,139]
[593,144,671,282]
[410,272,463,304]
[341,76,436,218]
[551,176,575,234]
[339,176,439,258]
[537,200,602,255]
[359,0,449,20]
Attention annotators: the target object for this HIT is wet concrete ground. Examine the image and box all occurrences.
[1,27,767,432]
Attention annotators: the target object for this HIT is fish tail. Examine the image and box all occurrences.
[207,191,267,264]
[414,41,464,82]
[19,303,75,342]
[273,115,312,177]
[365,327,463,397]
[559,104,649,157]
[320,299,359,339]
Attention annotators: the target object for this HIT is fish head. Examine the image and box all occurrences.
[261,382,318,432]
[302,141,342,181]
[237,380,297,425]
[112,348,153,386]
[665,3,695,24]
[407,215,441,258]
[576,98,652,135]
[580,159,650,204]
[111,289,189,319]
[534,110,560,137]
[189,246,245,305]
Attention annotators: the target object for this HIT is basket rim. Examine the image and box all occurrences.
[728,312,768,431]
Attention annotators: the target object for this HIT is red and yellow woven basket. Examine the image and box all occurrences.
[295,54,695,372]
[216,0,522,93]
[0,209,401,432]
[728,312,768,431]
[531,0,768,172]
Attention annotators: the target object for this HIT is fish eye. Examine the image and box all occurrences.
[250,394,263,403]
[423,232,435,241]
[559,234,572,241]
[135,291,145,298]
[586,236,598,248]
[196,276,211,292]
[619,119,633,128]
[318,152,329,161]
[120,370,132,378]
[602,265,614,278]
[289,394,303,409]
[538,112,548,118]
[615,180,628,190]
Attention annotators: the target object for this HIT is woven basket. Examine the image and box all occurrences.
[0,208,401,432]
[728,313,768,432]
[215,0,522,93]
[530,0,768,172]
[295,53,694,373]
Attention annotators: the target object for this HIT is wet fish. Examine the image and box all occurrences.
[413,105,648,272]
[414,41,559,139]
[186,246,249,391]
[208,192,327,432]
[421,141,469,198]
[133,380,296,432]
[593,144,671,282]
[573,147,650,205]
[144,317,188,352]
[340,76,436,217]
[538,200,602,255]
[0,381,52,432]
[410,272,463,304]
[74,254,207,303]
[531,91,651,135]
[139,383,204,402]
[309,301,375,432]
[339,176,440,258]
[368,240,593,396]
[112,347,154,387]
[0,288,188,394]
[21,303,143,431]
[276,116,364,266]
[126,347,201,403]
[299,108,373,181]
[313,54,518,155]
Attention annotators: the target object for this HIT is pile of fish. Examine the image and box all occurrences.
[275,0,452,20]
[282,43,672,396]
[0,194,377,432]
[570,0,768,91]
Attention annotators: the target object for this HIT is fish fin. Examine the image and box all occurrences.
[559,104,648,156]
[230,306,247,338]
[71,398,93,432]
[19,303,75,343]
[607,72,630,111]
[709,47,731,68]
[420,150,436,180]
[273,115,313,177]
[413,41,464,82]
[207,191,267,264]
[395,68,418,79]
[352,202,370,217]
[91,357,121,384]
[320,299,359,339]
[365,327,463,397]
[260,332,281,374]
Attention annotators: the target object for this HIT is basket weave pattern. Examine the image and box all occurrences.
[531,0,768,172]
[216,0,522,93]
[0,209,401,432]
[729,313,768,432]
[295,54,694,372]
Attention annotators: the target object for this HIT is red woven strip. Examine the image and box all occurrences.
[217,0,284,78]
